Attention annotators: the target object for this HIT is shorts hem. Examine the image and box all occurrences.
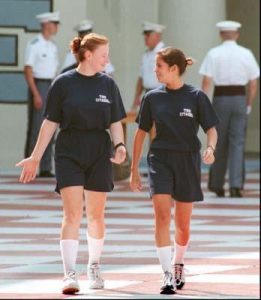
[149,189,174,198]
[55,183,84,194]
[83,185,114,192]
[172,194,204,203]
[150,189,204,203]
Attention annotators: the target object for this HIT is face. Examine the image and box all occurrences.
[144,32,160,49]
[155,56,177,84]
[43,22,59,36]
[85,44,109,72]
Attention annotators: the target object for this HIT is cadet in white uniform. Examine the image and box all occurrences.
[24,11,60,177]
[199,20,260,197]
[61,19,114,75]
[130,21,166,111]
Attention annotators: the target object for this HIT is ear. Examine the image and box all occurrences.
[170,64,177,73]
[84,50,92,60]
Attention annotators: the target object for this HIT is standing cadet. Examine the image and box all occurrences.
[199,20,260,197]
[61,19,115,75]
[130,47,218,294]
[130,21,166,111]
[16,33,126,295]
[24,11,60,177]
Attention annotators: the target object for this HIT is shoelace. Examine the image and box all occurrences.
[174,264,185,281]
[64,270,76,280]
[89,264,102,281]
[163,271,173,286]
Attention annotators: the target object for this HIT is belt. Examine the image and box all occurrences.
[214,85,245,96]
[34,78,52,82]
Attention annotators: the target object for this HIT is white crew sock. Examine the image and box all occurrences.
[172,241,189,265]
[87,234,104,266]
[60,239,79,275]
[156,246,172,273]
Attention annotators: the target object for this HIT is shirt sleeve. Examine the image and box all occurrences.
[139,54,145,77]
[24,43,37,67]
[110,80,126,123]
[199,52,214,77]
[197,91,219,132]
[135,95,153,132]
[44,77,64,123]
[54,45,59,75]
[246,50,260,80]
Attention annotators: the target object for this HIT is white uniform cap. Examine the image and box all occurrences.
[74,19,93,32]
[36,11,60,23]
[216,20,241,31]
[142,21,166,33]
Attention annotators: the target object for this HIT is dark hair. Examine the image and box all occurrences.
[70,32,109,62]
[157,47,193,75]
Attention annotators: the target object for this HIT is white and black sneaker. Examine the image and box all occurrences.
[174,263,185,289]
[160,271,176,295]
[62,270,80,294]
[87,263,104,289]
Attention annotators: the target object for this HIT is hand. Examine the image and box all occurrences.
[16,157,40,183]
[110,146,126,164]
[130,97,140,112]
[202,147,215,165]
[130,170,142,192]
[33,94,43,110]
[246,105,252,115]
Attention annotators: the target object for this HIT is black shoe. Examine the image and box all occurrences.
[160,271,176,295]
[230,188,242,198]
[39,171,55,178]
[174,264,185,290]
[209,187,225,197]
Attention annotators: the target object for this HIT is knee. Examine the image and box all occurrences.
[155,213,171,227]
[175,223,190,235]
[63,211,82,227]
[88,213,104,226]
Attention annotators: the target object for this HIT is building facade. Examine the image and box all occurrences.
[0,0,259,170]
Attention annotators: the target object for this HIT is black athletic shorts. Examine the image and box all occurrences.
[147,149,203,202]
[54,129,114,194]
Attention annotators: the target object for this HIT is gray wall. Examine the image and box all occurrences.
[0,0,259,171]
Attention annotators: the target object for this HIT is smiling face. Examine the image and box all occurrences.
[84,43,109,72]
[155,55,178,84]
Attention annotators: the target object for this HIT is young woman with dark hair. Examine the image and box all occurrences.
[130,47,218,295]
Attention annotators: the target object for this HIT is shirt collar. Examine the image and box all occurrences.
[222,40,237,46]
[38,33,51,44]
[151,41,165,53]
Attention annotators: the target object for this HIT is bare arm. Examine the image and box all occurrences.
[109,121,126,164]
[202,126,218,165]
[24,66,42,110]
[246,79,258,114]
[31,119,58,160]
[130,128,147,191]
[201,75,212,94]
[16,119,58,183]
[130,77,144,111]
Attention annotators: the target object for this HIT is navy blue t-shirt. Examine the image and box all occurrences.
[136,84,219,152]
[44,70,126,130]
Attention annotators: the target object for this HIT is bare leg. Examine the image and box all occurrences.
[84,190,107,289]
